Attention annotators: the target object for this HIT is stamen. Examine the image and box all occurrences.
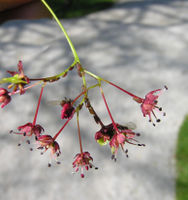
[111,154,117,162]
[156,119,161,123]
[152,110,157,120]
[48,163,51,167]
[164,85,168,90]
[26,140,30,144]
[57,161,61,165]
[125,149,129,158]
[138,143,145,146]
[18,143,21,146]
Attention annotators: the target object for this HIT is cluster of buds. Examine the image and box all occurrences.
[0,59,167,178]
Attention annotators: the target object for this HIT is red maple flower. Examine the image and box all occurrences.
[7,60,30,94]
[134,86,168,126]
[60,99,75,119]
[0,88,11,108]
[10,122,44,146]
[37,135,61,166]
[72,151,98,178]
[16,122,44,137]
[95,123,144,161]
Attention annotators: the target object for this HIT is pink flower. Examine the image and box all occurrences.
[7,60,30,94]
[134,86,168,126]
[95,123,144,161]
[10,123,44,146]
[0,88,11,108]
[95,123,131,144]
[60,99,75,119]
[110,128,145,161]
[72,151,98,178]
[109,133,126,157]
[37,135,61,166]
[17,122,44,137]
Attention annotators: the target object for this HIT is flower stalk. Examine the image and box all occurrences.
[33,83,46,126]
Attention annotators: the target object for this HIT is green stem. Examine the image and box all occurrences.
[30,61,76,82]
[41,0,80,63]
[72,84,99,105]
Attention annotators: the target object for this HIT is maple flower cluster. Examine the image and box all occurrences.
[0,60,167,178]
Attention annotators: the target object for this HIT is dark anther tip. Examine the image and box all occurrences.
[164,85,168,90]
[26,140,30,144]
[18,143,21,146]
[156,119,161,123]
[57,161,61,165]
[48,163,51,167]
[159,107,162,111]
[95,167,99,170]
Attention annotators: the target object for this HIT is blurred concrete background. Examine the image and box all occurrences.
[0,0,188,200]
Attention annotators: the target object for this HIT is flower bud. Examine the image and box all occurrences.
[0,88,11,108]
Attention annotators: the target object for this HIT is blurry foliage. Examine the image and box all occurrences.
[176,115,188,200]
[46,0,116,18]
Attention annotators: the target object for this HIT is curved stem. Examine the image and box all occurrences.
[41,0,80,63]
[30,61,77,82]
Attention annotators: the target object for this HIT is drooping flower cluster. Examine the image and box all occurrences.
[0,57,167,178]
[0,0,168,178]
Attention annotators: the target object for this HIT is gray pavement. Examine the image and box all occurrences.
[0,0,188,200]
